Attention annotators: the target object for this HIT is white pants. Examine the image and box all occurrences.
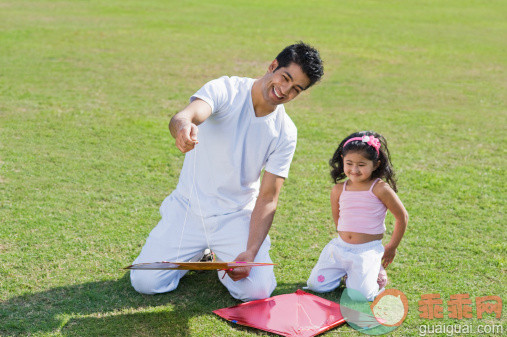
[130,192,276,301]
[307,237,384,301]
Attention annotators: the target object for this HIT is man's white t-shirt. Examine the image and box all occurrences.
[175,76,297,217]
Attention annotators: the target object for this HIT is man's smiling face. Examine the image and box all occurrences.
[262,60,311,106]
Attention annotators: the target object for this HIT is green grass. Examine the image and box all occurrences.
[1,0,505,336]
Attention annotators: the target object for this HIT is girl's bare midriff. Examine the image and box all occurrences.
[339,231,383,244]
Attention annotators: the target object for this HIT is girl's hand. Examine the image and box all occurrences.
[382,245,397,268]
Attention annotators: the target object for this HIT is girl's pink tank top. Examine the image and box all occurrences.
[337,178,387,235]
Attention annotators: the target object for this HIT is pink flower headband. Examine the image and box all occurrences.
[343,135,381,155]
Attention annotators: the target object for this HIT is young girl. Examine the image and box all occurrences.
[307,131,408,301]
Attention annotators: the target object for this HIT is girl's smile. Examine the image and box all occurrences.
[342,151,379,186]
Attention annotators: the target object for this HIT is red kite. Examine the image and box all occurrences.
[214,290,346,337]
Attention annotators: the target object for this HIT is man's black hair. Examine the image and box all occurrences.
[275,41,324,88]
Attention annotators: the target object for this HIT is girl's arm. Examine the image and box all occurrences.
[330,183,343,227]
[374,181,408,268]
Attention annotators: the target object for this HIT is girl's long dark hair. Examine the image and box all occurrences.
[330,131,398,192]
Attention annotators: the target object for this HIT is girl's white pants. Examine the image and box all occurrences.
[130,192,276,302]
[307,236,384,301]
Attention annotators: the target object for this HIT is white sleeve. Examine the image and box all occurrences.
[265,128,297,178]
[190,76,230,114]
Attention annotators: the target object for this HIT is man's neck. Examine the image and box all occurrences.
[251,79,277,117]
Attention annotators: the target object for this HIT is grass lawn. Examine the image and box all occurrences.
[1,0,505,336]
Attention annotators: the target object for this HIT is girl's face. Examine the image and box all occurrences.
[342,151,379,185]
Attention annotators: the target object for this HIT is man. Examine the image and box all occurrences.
[130,42,324,301]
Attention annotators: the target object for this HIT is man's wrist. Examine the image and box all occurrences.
[243,249,258,261]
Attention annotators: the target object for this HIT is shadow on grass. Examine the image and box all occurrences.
[2,271,324,336]
[61,310,192,336]
[1,271,242,336]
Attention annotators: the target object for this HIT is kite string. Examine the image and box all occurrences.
[175,143,211,261]
[192,144,212,252]
[175,178,191,262]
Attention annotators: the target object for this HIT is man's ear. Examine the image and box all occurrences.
[268,59,278,73]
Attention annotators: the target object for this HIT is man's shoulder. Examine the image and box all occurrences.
[202,75,253,91]
[213,75,253,88]
[196,76,254,113]
[228,75,254,83]
[212,76,254,99]
[275,106,297,138]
